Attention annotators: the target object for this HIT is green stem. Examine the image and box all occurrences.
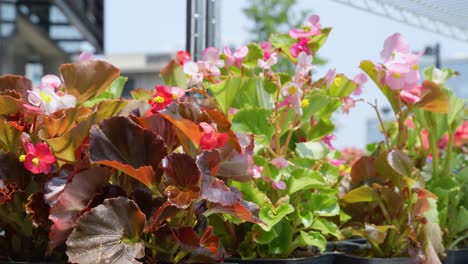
[428,125,440,178]
[442,130,455,177]
[448,232,468,249]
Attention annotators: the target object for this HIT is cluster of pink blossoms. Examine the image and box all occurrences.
[183,45,249,87]
[289,15,321,57]
[379,33,421,91]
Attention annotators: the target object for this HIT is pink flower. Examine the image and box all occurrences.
[289,15,321,39]
[176,50,191,65]
[322,134,336,150]
[253,165,263,179]
[272,180,287,190]
[223,45,249,67]
[280,82,304,115]
[330,159,346,167]
[271,157,288,169]
[258,52,278,70]
[352,73,368,95]
[384,60,420,91]
[295,52,313,79]
[400,85,423,104]
[380,33,410,61]
[325,69,336,89]
[341,96,355,114]
[199,122,229,150]
[279,93,303,115]
[79,51,96,62]
[260,41,273,60]
[379,34,421,91]
[22,142,56,174]
[290,38,311,58]
[39,75,61,90]
[200,47,225,76]
[454,121,468,147]
[228,107,239,116]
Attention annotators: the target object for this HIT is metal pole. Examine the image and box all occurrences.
[435,42,441,68]
[186,0,219,60]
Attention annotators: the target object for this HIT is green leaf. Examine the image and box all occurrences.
[306,193,340,217]
[0,95,22,115]
[297,231,327,252]
[423,66,458,84]
[360,60,399,114]
[307,27,332,55]
[131,88,153,101]
[288,168,326,194]
[447,92,465,127]
[452,206,468,235]
[231,108,274,145]
[269,220,294,257]
[269,33,296,61]
[252,224,278,244]
[311,218,342,239]
[209,77,243,113]
[232,78,274,110]
[259,203,294,232]
[325,74,357,98]
[342,185,378,203]
[243,43,263,67]
[160,60,187,88]
[0,120,21,153]
[302,90,339,121]
[83,76,127,107]
[295,141,329,160]
[307,119,335,141]
[230,181,271,208]
[66,197,146,264]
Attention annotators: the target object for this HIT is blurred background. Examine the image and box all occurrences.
[1,0,467,149]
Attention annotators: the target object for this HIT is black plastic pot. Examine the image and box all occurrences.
[224,254,334,264]
[443,248,468,264]
[333,254,412,264]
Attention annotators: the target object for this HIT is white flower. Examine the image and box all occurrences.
[183,61,203,87]
[257,52,278,70]
[27,75,77,114]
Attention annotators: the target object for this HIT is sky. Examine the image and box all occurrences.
[105,0,468,149]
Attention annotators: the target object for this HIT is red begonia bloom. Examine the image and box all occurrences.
[23,142,56,174]
[176,50,191,65]
[199,122,229,150]
[148,85,185,114]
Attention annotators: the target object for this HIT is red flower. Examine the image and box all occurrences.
[176,50,191,65]
[22,142,56,174]
[148,85,185,114]
[290,38,311,58]
[199,122,229,150]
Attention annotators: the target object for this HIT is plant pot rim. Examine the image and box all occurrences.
[225,253,334,263]
[334,253,411,260]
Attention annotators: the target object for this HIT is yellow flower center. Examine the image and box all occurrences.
[153,95,165,104]
[301,99,310,107]
[333,77,342,87]
[32,157,39,166]
[394,73,402,79]
[287,85,298,94]
[19,155,26,162]
[172,93,178,100]
[40,91,52,103]
[412,64,419,71]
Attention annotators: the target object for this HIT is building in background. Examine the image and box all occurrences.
[104,53,172,97]
[0,0,103,84]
